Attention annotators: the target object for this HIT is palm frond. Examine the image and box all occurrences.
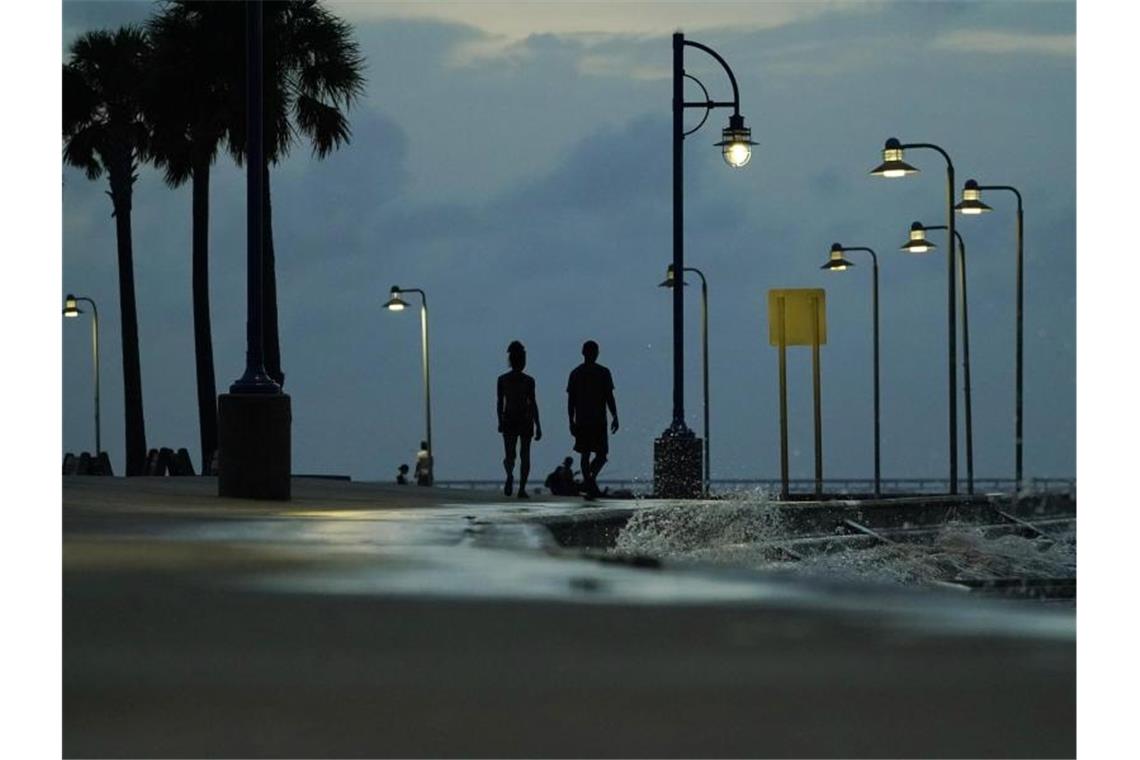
[293,93,352,158]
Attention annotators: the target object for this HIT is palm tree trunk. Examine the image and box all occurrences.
[262,160,284,387]
[191,157,218,474]
[109,161,147,476]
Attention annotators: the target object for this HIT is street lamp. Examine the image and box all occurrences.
[659,264,710,496]
[820,244,880,498]
[900,222,976,495]
[956,178,1025,496]
[63,294,101,455]
[871,137,960,495]
[385,285,433,485]
[657,32,754,498]
[218,0,291,501]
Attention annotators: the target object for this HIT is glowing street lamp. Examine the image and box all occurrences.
[715,114,757,168]
[659,264,711,496]
[956,178,1025,495]
[870,137,960,495]
[63,294,101,456]
[385,285,432,484]
[902,222,976,495]
[658,32,754,498]
[954,179,994,215]
[820,244,881,497]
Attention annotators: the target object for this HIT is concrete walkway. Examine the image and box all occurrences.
[63,476,1074,758]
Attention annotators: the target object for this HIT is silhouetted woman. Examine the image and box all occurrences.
[497,341,542,497]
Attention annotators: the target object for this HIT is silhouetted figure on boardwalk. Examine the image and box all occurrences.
[498,341,542,498]
[567,340,619,499]
[544,456,580,496]
[396,464,409,485]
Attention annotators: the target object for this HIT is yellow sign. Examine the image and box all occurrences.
[767,289,827,347]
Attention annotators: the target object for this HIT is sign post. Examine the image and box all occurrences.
[768,289,827,500]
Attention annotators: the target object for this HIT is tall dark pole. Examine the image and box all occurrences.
[1016,203,1023,493]
[218,0,291,501]
[825,248,879,497]
[872,258,879,497]
[657,32,747,498]
[945,161,957,495]
[671,32,685,431]
[700,273,709,495]
[959,238,974,495]
[683,267,710,495]
[65,296,102,455]
[878,142,957,494]
[231,0,277,395]
[969,185,1024,494]
[924,226,974,495]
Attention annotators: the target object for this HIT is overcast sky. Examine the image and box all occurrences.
[61,0,1075,484]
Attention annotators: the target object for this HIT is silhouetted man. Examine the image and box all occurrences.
[567,340,619,499]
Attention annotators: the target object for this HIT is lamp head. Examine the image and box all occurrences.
[870,137,918,178]
[658,264,689,288]
[63,294,81,317]
[715,114,757,168]
[820,243,855,271]
[900,221,937,253]
[955,178,993,214]
[384,285,409,311]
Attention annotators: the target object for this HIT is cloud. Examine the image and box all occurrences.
[932,30,1075,56]
[327,1,882,39]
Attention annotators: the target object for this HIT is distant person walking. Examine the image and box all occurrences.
[497,341,542,498]
[567,340,619,499]
[414,440,432,486]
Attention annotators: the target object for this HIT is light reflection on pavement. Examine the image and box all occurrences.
[69,495,1075,643]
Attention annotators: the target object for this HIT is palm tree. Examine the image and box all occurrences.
[63,26,151,476]
[146,4,232,474]
[223,0,366,387]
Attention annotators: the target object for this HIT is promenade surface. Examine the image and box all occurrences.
[64,476,1074,758]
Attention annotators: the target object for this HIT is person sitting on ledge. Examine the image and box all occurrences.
[544,456,579,496]
[396,464,409,485]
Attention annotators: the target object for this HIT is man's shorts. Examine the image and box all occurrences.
[573,421,608,455]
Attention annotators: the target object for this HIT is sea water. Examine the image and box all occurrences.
[614,494,1076,587]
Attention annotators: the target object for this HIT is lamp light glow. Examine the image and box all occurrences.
[384,286,409,311]
[870,137,919,178]
[821,243,855,271]
[658,264,690,288]
[715,114,756,168]
[900,221,937,253]
[954,179,993,215]
[63,294,81,317]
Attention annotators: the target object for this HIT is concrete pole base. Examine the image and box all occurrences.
[218,393,292,500]
[653,432,703,498]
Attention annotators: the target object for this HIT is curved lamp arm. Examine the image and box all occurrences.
[683,39,741,116]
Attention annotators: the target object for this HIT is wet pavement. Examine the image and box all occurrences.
[63,476,1075,758]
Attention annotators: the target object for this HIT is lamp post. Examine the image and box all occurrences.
[871,138,959,494]
[900,222,975,495]
[385,285,433,484]
[657,32,755,498]
[218,0,291,500]
[956,179,1024,496]
[819,245,880,498]
[63,294,101,455]
[659,264,710,496]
